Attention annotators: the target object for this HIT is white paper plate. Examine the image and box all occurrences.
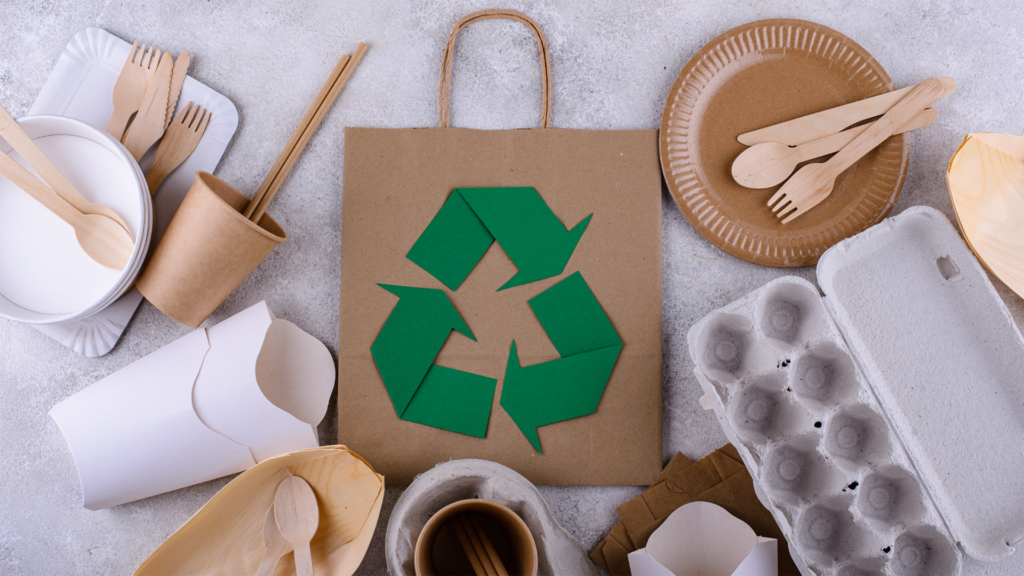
[0,116,150,324]
[27,27,238,354]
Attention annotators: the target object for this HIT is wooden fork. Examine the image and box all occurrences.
[768,78,949,224]
[140,45,162,85]
[145,102,210,193]
[106,42,160,140]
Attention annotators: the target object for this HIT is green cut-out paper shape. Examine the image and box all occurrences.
[373,187,620,447]
[500,271,622,453]
[370,284,496,437]
[406,187,591,291]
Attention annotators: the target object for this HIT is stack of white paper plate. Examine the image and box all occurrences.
[0,115,152,324]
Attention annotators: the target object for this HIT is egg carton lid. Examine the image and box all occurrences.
[816,206,1024,562]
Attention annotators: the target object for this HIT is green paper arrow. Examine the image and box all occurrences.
[371,284,497,437]
[500,272,623,453]
[406,187,591,291]
[405,192,494,292]
[402,365,496,438]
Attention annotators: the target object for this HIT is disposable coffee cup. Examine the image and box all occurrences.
[136,172,286,328]
[414,499,538,576]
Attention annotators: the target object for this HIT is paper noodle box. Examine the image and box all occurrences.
[49,301,335,510]
[628,502,778,576]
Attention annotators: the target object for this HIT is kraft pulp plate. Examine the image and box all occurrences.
[660,19,910,267]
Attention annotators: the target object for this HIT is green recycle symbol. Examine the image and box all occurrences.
[371,187,622,453]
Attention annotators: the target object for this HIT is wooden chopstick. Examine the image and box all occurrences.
[470,514,509,576]
[243,52,350,220]
[247,41,368,223]
[452,515,487,576]
[459,515,498,576]
[450,513,510,576]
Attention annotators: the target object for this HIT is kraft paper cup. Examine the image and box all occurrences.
[414,499,538,576]
[136,171,286,328]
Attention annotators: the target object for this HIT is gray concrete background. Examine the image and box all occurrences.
[2,0,1024,574]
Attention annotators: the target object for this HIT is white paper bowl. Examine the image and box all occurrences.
[0,115,151,324]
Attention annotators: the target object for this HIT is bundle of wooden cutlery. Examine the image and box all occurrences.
[106,40,210,193]
[731,77,956,223]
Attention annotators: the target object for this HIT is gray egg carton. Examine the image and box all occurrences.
[687,207,1024,576]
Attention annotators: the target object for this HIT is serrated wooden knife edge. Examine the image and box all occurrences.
[165,51,190,130]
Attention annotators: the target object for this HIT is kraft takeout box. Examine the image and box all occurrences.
[49,301,334,510]
[136,172,287,328]
[628,502,778,576]
[590,446,799,575]
[687,206,1024,575]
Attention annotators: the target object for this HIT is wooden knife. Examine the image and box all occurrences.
[738,76,956,147]
[165,51,190,130]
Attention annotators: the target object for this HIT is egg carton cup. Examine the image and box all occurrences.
[687,207,1024,576]
[385,459,597,576]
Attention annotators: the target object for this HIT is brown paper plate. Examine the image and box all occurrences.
[660,19,909,267]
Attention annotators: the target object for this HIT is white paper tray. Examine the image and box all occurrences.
[27,27,238,356]
[687,206,1024,575]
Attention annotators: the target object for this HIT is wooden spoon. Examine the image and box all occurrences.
[733,108,937,189]
[255,503,293,576]
[0,151,132,269]
[274,476,318,576]
[0,103,131,235]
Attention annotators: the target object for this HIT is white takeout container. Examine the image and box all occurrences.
[49,301,335,510]
[0,115,152,324]
[687,207,1024,576]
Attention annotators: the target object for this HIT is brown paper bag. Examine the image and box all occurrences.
[338,10,662,485]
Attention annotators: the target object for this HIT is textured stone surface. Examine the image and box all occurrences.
[1,0,1023,574]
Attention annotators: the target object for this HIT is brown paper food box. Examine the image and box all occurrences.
[590,444,800,575]
[337,10,663,485]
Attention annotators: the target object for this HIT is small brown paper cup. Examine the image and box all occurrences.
[137,172,286,328]
[414,499,538,576]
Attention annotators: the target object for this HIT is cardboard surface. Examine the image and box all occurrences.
[590,446,799,575]
[339,127,662,485]
[660,19,910,268]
